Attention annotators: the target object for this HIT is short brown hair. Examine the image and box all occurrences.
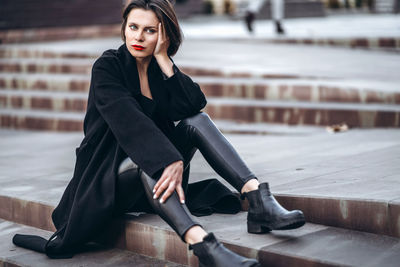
[121,0,183,56]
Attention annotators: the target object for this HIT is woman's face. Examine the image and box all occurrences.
[124,8,160,60]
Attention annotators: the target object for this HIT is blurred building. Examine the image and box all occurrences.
[210,0,399,15]
[209,0,326,18]
[320,0,399,13]
[0,0,204,30]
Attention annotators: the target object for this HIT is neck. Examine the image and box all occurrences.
[136,56,152,73]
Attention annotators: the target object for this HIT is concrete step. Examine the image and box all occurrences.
[210,119,324,135]
[1,95,399,130]
[0,24,121,45]
[0,47,98,59]
[1,195,400,267]
[199,77,400,105]
[0,73,90,92]
[0,219,187,267]
[0,58,311,78]
[1,139,400,240]
[1,72,399,105]
[0,89,88,112]
[0,58,95,75]
[0,127,399,265]
[0,108,84,131]
[204,97,400,127]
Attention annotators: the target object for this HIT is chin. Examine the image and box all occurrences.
[128,48,152,59]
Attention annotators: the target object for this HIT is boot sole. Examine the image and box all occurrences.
[247,215,306,234]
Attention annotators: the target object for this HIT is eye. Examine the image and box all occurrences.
[146,29,156,34]
[129,25,137,30]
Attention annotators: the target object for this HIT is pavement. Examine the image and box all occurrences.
[180,13,400,39]
[0,126,400,266]
[0,126,399,206]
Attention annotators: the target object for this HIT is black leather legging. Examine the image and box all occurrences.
[116,112,256,241]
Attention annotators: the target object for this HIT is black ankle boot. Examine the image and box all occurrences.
[190,233,260,267]
[243,183,305,233]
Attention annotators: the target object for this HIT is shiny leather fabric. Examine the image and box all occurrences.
[244,183,305,233]
[175,112,256,192]
[139,169,201,241]
[117,158,199,241]
[116,112,259,239]
[190,233,260,267]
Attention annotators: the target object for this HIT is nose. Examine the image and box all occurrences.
[134,30,144,41]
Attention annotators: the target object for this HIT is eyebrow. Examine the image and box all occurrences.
[128,22,157,29]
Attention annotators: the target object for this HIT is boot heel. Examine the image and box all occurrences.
[247,220,269,234]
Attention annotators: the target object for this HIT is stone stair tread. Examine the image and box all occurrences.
[2,96,400,114]
[196,77,400,94]
[213,119,325,135]
[0,219,186,267]
[0,72,90,80]
[206,97,400,112]
[0,88,88,98]
[0,128,399,239]
[1,200,400,267]
[0,57,95,64]
[0,38,120,56]
[1,71,399,95]
[0,108,85,119]
[127,212,400,267]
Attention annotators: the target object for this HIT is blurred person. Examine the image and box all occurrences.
[245,0,285,34]
[12,0,305,265]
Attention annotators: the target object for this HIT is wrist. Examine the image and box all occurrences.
[155,55,174,78]
[154,53,169,62]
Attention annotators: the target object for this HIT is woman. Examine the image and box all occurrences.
[13,0,305,266]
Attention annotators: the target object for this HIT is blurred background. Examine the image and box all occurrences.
[0,0,399,30]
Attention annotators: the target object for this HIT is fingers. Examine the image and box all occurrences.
[157,22,162,42]
[153,174,169,199]
[159,180,176,204]
[176,185,185,204]
[153,172,165,194]
[158,22,169,44]
[152,161,184,203]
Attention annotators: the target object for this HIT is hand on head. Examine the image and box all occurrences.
[153,22,170,58]
[152,160,185,204]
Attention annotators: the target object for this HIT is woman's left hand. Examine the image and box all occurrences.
[153,22,169,58]
[153,160,185,204]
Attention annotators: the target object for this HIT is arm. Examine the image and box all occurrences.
[163,64,207,121]
[92,55,183,177]
[154,23,207,122]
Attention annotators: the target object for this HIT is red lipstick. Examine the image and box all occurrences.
[132,45,145,51]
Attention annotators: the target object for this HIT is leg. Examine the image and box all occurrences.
[272,0,285,34]
[139,168,259,266]
[117,157,200,240]
[174,112,256,193]
[117,159,260,266]
[175,112,305,233]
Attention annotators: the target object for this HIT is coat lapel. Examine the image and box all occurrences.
[117,44,141,96]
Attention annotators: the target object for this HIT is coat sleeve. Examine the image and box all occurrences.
[162,64,207,121]
[92,56,183,177]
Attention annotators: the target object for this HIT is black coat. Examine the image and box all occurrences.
[12,44,240,258]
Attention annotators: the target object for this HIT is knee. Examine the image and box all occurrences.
[118,157,138,176]
[180,112,212,128]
